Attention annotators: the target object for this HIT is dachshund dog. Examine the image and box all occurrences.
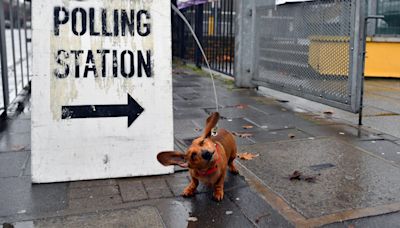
[157,112,238,201]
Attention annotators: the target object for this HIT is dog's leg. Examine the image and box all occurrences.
[228,148,239,175]
[182,177,199,197]
[213,175,225,201]
[228,159,239,175]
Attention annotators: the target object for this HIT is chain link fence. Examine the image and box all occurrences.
[252,0,365,113]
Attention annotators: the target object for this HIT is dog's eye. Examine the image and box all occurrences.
[191,152,197,160]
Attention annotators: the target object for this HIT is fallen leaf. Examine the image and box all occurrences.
[242,125,254,129]
[233,132,253,138]
[237,152,259,160]
[288,133,295,139]
[12,145,25,151]
[235,104,248,109]
[187,217,198,222]
[276,99,289,103]
[289,170,302,180]
[289,170,318,183]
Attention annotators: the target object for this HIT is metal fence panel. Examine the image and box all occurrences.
[252,0,365,113]
[0,0,32,119]
[172,0,236,76]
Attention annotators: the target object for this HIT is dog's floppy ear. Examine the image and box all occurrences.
[202,112,220,138]
[157,151,188,168]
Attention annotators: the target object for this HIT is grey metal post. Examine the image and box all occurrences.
[0,0,10,110]
[9,0,18,97]
[234,0,256,88]
[367,0,377,36]
[359,14,384,125]
[349,0,366,115]
[16,0,25,87]
[23,0,30,81]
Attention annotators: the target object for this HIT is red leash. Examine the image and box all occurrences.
[197,144,221,176]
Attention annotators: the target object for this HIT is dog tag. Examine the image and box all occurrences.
[211,127,218,136]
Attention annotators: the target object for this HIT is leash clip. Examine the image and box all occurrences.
[211,126,218,136]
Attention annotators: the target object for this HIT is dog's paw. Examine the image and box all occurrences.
[229,168,239,175]
[213,191,224,201]
[182,188,196,197]
[229,165,239,175]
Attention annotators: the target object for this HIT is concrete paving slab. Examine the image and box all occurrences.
[2,119,31,134]
[34,206,164,228]
[174,109,209,120]
[364,115,400,138]
[226,187,294,228]
[0,132,30,153]
[118,179,148,202]
[250,101,293,116]
[0,177,68,217]
[0,152,28,177]
[142,177,174,199]
[68,185,119,199]
[173,82,201,88]
[239,138,400,218]
[249,128,312,143]
[216,118,259,132]
[364,94,400,114]
[173,118,203,138]
[164,172,191,196]
[183,193,255,227]
[323,211,400,228]
[69,179,117,189]
[68,195,123,210]
[205,106,267,119]
[298,124,383,141]
[354,140,400,166]
[174,99,219,110]
[244,112,312,130]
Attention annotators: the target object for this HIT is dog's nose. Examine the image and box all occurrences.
[201,151,213,161]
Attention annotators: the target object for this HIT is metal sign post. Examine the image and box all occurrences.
[32,0,174,183]
[358,14,384,126]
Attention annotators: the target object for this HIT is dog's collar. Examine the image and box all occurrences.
[197,144,221,177]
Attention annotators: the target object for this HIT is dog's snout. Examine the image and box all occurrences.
[201,151,213,161]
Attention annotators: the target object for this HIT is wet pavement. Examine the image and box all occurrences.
[1,65,400,227]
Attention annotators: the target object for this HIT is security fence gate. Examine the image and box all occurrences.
[251,0,365,113]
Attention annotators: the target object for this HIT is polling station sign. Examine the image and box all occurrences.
[32,0,173,183]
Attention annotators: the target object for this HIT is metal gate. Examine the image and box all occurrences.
[252,0,365,113]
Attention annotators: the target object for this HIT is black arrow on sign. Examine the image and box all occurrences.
[61,94,144,127]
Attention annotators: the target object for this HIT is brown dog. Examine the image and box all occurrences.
[157,112,238,201]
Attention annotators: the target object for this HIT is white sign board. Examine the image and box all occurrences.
[32,0,173,183]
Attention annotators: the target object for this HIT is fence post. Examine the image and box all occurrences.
[179,10,185,59]
[350,0,366,114]
[0,0,10,113]
[234,0,256,88]
[194,4,204,68]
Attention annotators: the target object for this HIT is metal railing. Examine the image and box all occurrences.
[172,0,235,76]
[0,0,31,119]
